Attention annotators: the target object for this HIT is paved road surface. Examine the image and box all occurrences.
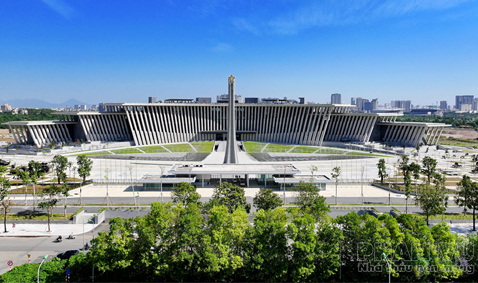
[0,222,109,275]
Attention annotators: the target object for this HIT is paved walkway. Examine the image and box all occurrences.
[0,223,100,237]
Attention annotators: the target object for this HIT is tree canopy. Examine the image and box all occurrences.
[76,155,93,184]
[6,202,475,282]
[206,182,250,213]
[253,188,283,211]
[171,182,201,206]
[52,154,68,184]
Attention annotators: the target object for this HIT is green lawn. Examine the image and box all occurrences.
[111,148,142,154]
[138,146,169,153]
[163,143,195,152]
[242,142,268,152]
[438,137,478,148]
[190,141,214,152]
[84,151,111,156]
[290,146,318,153]
[263,143,295,153]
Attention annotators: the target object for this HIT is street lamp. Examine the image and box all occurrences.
[159,166,165,203]
[83,209,87,253]
[37,254,48,283]
[382,252,391,283]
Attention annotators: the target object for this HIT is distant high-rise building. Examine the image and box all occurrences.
[460,104,472,111]
[245,97,260,104]
[299,97,307,104]
[331,93,341,104]
[74,105,86,111]
[91,104,98,111]
[1,103,12,111]
[440,101,447,111]
[455,95,474,109]
[351,97,356,105]
[371,98,378,110]
[356,97,364,111]
[148,97,157,103]
[473,99,478,111]
[196,97,212,103]
[392,100,411,113]
[362,99,372,111]
[217,94,243,103]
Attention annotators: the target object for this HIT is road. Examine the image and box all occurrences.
[9,194,421,207]
[0,222,109,275]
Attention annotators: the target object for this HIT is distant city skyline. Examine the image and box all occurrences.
[1,1,477,105]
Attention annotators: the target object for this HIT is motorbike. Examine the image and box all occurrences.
[55,236,63,243]
[67,235,75,240]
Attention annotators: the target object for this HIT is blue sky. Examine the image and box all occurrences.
[1,0,477,106]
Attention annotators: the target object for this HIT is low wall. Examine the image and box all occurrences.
[73,208,106,224]
[371,182,415,195]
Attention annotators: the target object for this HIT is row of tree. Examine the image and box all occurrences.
[378,155,478,230]
[0,155,93,233]
[3,181,477,282]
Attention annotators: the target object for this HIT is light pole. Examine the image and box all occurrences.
[83,209,86,253]
[160,166,165,203]
[37,254,48,283]
[128,165,136,205]
[360,166,364,205]
[382,253,391,283]
[283,166,286,205]
[387,167,392,205]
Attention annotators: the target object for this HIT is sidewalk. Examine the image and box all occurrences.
[0,223,100,237]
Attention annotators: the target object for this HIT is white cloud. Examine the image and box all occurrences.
[41,0,75,19]
[235,0,473,34]
[211,43,234,53]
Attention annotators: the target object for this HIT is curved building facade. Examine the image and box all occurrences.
[4,102,448,148]
[3,77,449,148]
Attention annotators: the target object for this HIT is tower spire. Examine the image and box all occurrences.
[224,74,238,164]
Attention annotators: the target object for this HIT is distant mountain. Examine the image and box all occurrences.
[0,98,92,109]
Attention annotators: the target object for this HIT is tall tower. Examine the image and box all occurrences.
[331,93,341,104]
[224,74,238,164]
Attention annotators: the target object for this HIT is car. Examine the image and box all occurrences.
[57,250,79,260]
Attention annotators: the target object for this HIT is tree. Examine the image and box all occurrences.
[76,155,93,185]
[20,171,30,206]
[207,182,250,213]
[201,205,248,281]
[253,188,283,211]
[287,213,317,281]
[409,162,421,197]
[171,182,201,206]
[52,154,68,184]
[415,181,448,225]
[377,158,388,185]
[455,175,473,216]
[38,184,63,232]
[293,182,330,222]
[0,166,12,233]
[421,156,437,183]
[242,207,290,282]
[455,175,478,231]
[60,175,69,218]
[310,165,318,182]
[28,160,43,210]
[331,166,341,205]
[399,155,413,213]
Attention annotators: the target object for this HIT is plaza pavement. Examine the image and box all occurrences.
[0,223,99,237]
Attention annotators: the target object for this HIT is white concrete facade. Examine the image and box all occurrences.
[3,104,449,148]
